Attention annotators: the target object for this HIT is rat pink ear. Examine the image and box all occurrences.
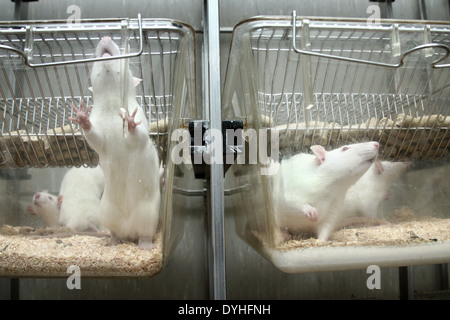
[310,145,327,165]
[133,77,142,88]
[57,195,63,209]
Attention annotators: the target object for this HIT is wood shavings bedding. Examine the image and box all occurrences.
[275,207,450,251]
[0,226,163,278]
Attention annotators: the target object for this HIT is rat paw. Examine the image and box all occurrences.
[138,236,155,251]
[18,226,36,234]
[27,205,36,215]
[120,107,142,133]
[69,102,92,131]
[106,231,122,246]
[302,204,318,222]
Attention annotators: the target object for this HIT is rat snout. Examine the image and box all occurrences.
[96,36,119,58]
[33,192,41,206]
[360,141,380,163]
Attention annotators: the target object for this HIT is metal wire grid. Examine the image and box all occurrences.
[252,23,449,121]
[0,20,196,168]
[224,18,450,160]
[259,92,431,126]
[0,95,171,134]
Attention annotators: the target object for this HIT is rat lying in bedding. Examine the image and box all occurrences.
[27,166,107,238]
[272,141,380,241]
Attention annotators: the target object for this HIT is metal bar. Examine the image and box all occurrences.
[399,266,415,300]
[0,14,144,68]
[173,185,249,197]
[439,264,449,290]
[418,0,428,20]
[203,0,226,300]
[10,278,19,300]
[386,0,394,19]
[291,11,450,69]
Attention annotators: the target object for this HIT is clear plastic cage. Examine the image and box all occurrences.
[223,15,450,273]
[0,16,196,277]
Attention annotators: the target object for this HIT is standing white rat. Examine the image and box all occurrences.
[27,166,105,231]
[70,36,161,250]
[58,166,105,231]
[272,141,380,241]
[343,160,410,219]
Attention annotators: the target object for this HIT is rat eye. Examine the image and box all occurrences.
[342,146,349,151]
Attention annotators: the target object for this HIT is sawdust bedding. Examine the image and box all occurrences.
[275,207,450,251]
[0,226,163,277]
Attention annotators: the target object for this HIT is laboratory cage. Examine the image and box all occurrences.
[0,16,197,277]
[222,14,450,273]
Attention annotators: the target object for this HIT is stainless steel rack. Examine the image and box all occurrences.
[1,0,450,300]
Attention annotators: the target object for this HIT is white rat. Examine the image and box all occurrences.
[58,166,105,231]
[272,141,380,241]
[27,166,105,231]
[343,160,410,219]
[70,36,161,250]
[27,191,60,228]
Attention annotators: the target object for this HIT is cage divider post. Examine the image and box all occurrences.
[399,266,415,300]
[202,0,227,300]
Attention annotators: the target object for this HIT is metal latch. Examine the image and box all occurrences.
[189,120,244,179]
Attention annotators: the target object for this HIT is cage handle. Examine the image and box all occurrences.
[0,14,143,68]
[292,11,450,69]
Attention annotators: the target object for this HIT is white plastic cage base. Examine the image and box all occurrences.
[267,241,450,274]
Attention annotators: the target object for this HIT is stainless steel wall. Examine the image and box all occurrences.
[0,0,449,300]
[2,0,449,28]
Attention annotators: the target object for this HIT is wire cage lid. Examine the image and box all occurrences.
[222,13,450,161]
[0,15,196,168]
